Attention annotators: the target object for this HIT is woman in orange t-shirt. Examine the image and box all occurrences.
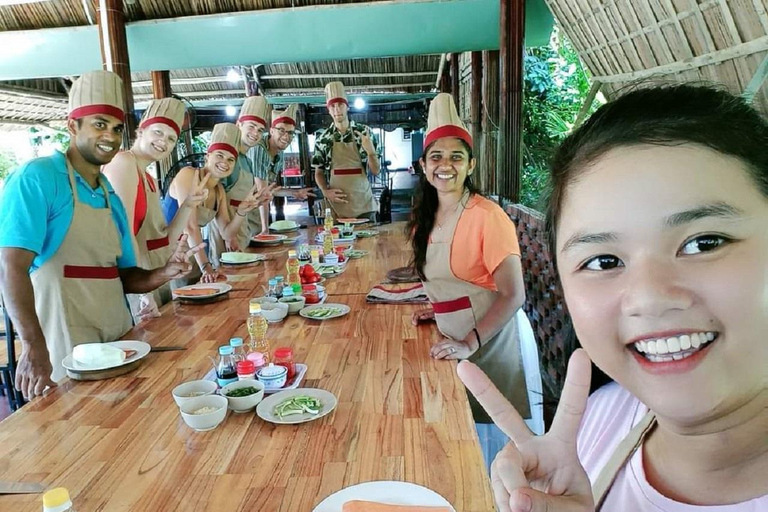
[409,94,531,467]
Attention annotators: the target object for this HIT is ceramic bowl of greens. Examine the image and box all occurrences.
[220,380,265,413]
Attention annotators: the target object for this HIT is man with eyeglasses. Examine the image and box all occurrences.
[252,104,315,226]
[210,96,272,263]
[313,82,379,222]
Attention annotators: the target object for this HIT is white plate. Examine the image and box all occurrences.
[172,282,232,300]
[219,252,266,265]
[256,388,337,425]
[62,340,151,373]
[314,234,356,245]
[312,481,455,512]
[354,230,379,238]
[299,303,350,321]
[263,363,308,395]
[270,220,299,232]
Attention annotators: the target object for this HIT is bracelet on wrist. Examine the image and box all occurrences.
[201,262,212,272]
[472,328,482,348]
[236,210,247,217]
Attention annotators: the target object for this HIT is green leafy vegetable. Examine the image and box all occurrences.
[225,387,259,397]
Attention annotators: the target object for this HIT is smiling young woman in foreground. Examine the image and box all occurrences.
[459,84,768,512]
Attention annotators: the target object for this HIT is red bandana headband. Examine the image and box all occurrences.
[239,115,267,127]
[271,117,296,128]
[69,104,125,123]
[207,142,238,158]
[140,116,181,136]
[327,97,349,108]
[423,125,473,150]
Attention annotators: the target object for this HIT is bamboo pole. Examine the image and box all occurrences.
[499,0,525,202]
[451,53,460,108]
[482,50,500,197]
[470,51,484,192]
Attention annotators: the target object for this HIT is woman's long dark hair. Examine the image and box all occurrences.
[408,139,479,280]
[546,83,768,393]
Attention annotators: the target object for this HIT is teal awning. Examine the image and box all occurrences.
[0,0,553,80]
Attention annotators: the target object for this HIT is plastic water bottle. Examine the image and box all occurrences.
[247,303,270,361]
[286,251,300,288]
[43,488,77,512]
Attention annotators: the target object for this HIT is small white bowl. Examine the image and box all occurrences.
[250,296,278,306]
[279,295,306,314]
[261,301,289,323]
[179,395,228,431]
[172,380,218,407]
[257,363,288,390]
[220,379,265,413]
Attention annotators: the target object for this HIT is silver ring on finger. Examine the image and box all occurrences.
[449,347,456,354]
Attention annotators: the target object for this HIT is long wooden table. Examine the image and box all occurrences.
[0,223,494,512]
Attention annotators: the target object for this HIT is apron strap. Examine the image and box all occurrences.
[65,157,112,210]
[592,411,657,509]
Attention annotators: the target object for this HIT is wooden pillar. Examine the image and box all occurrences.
[150,70,177,181]
[97,0,136,145]
[151,71,172,100]
[470,51,483,192]
[482,50,500,197]
[499,0,525,202]
[451,53,460,108]
[440,71,451,94]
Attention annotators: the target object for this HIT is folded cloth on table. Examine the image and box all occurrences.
[384,266,420,284]
[366,283,428,304]
[343,501,451,512]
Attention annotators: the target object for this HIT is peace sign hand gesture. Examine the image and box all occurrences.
[360,128,376,155]
[181,171,211,209]
[457,349,595,512]
[160,234,206,280]
[236,182,280,215]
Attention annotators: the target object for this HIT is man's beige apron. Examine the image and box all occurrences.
[32,158,133,382]
[128,163,173,314]
[421,198,530,423]
[208,157,261,266]
[327,140,376,219]
[592,412,657,510]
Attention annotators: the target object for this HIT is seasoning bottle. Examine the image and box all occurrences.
[246,351,267,374]
[310,249,320,265]
[286,250,301,287]
[273,346,296,380]
[274,275,285,298]
[292,283,302,296]
[215,346,238,387]
[247,303,270,360]
[323,208,335,255]
[43,487,77,512]
[236,360,256,381]
[229,337,247,361]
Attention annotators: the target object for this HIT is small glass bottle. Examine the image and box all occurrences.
[43,488,77,512]
[236,360,256,381]
[267,278,278,298]
[291,283,302,295]
[274,275,285,298]
[273,346,296,380]
[310,249,320,265]
[215,346,238,387]
[229,337,247,361]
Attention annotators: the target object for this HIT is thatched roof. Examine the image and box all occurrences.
[0,54,440,130]
[0,0,389,31]
[545,0,768,113]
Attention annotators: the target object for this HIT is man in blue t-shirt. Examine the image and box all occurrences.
[0,71,201,399]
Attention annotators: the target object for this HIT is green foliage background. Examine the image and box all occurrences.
[521,31,600,210]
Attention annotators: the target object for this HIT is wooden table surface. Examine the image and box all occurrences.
[0,223,494,512]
